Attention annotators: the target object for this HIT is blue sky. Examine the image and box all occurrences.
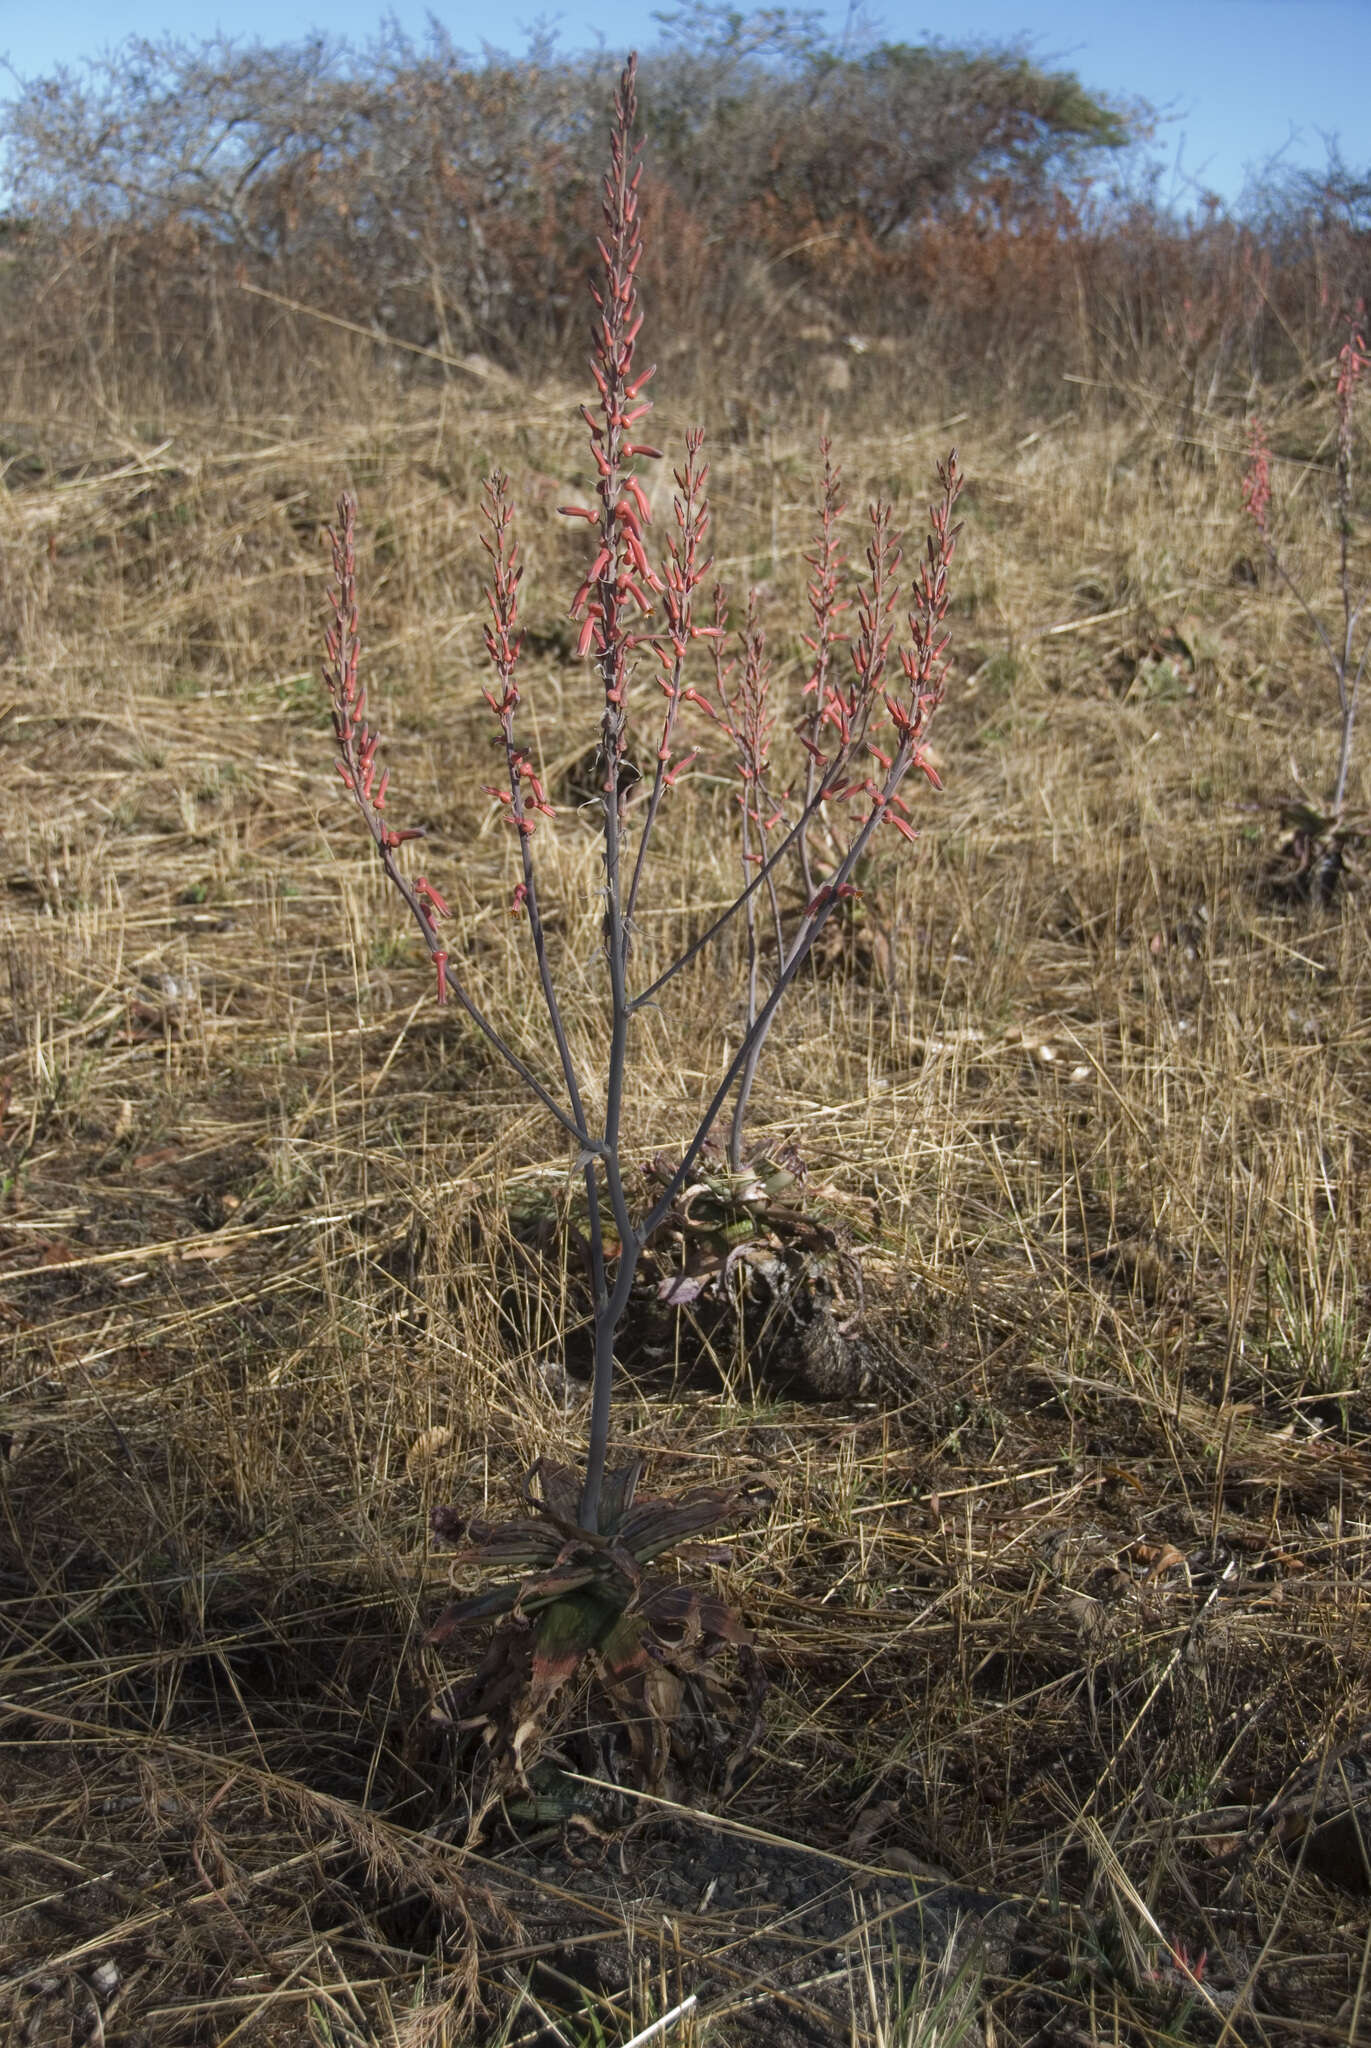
[1,0,1365,208]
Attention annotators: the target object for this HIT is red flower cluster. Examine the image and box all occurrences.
[561,55,663,730]
[798,442,850,734]
[710,588,784,859]
[324,501,383,813]
[1242,416,1272,540]
[791,457,962,857]
[480,473,555,877]
[1336,313,1368,411]
[806,501,901,785]
[887,450,963,798]
[647,430,715,786]
[1336,312,1367,478]
[322,493,449,1000]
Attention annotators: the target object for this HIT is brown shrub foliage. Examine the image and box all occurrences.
[7,9,1364,424]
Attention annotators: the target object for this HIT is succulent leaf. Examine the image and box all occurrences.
[513,1560,602,1611]
[427,1579,524,1641]
[617,1483,759,1561]
[595,1608,651,1686]
[529,1590,619,1701]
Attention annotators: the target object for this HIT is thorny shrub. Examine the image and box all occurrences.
[319,55,960,1789]
[1,13,1133,407]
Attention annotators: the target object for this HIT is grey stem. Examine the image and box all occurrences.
[580,1177,642,1531]
[649,746,913,1237]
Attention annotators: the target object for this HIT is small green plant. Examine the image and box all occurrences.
[318,56,958,1780]
[853,1915,986,2048]
[1264,1243,1370,1395]
[1243,310,1368,894]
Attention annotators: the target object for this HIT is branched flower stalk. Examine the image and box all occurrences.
[1243,310,1369,817]
[557,55,666,1528]
[319,54,962,1539]
[704,477,960,1172]
[322,500,581,1140]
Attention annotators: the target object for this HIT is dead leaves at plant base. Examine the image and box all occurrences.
[432,1582,764,1809]
[643,1144,877,1400]
[645,1142,817,1309]
[1266,802,1365,904]
[425,1460,768,1827]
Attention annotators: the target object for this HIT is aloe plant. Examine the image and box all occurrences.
[317,59,957,1775]
[429,1460,765,1787]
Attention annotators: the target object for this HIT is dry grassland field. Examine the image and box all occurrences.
[2,178,1371,2046]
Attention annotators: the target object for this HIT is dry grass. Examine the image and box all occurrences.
[2,354,1370,2046]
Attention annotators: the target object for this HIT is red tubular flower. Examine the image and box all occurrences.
[321,496,444,947]
[798,441,849,726]
[1336,322,1367,413]
[713,586,784,855]
[415,877,451,921]
[875,452,962,838]
[1335,315,1368,495]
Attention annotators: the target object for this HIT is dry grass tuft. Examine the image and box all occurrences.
[2,363,1370,2044]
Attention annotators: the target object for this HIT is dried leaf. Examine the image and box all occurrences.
[659,1266,713,1304]
[429,1617,533,1728]
[405,1425,453,1478]
[434,1509,565,1568]
[523,1458,584,1529]
[180,1238,237,1264]
[1130,1540,1187,1580]
[846,1799,898,1858]
[597,1458,643,1529]
[640,1580,752,1650]
[1102,1464,1145,1494]
[642,1661,685,1732]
